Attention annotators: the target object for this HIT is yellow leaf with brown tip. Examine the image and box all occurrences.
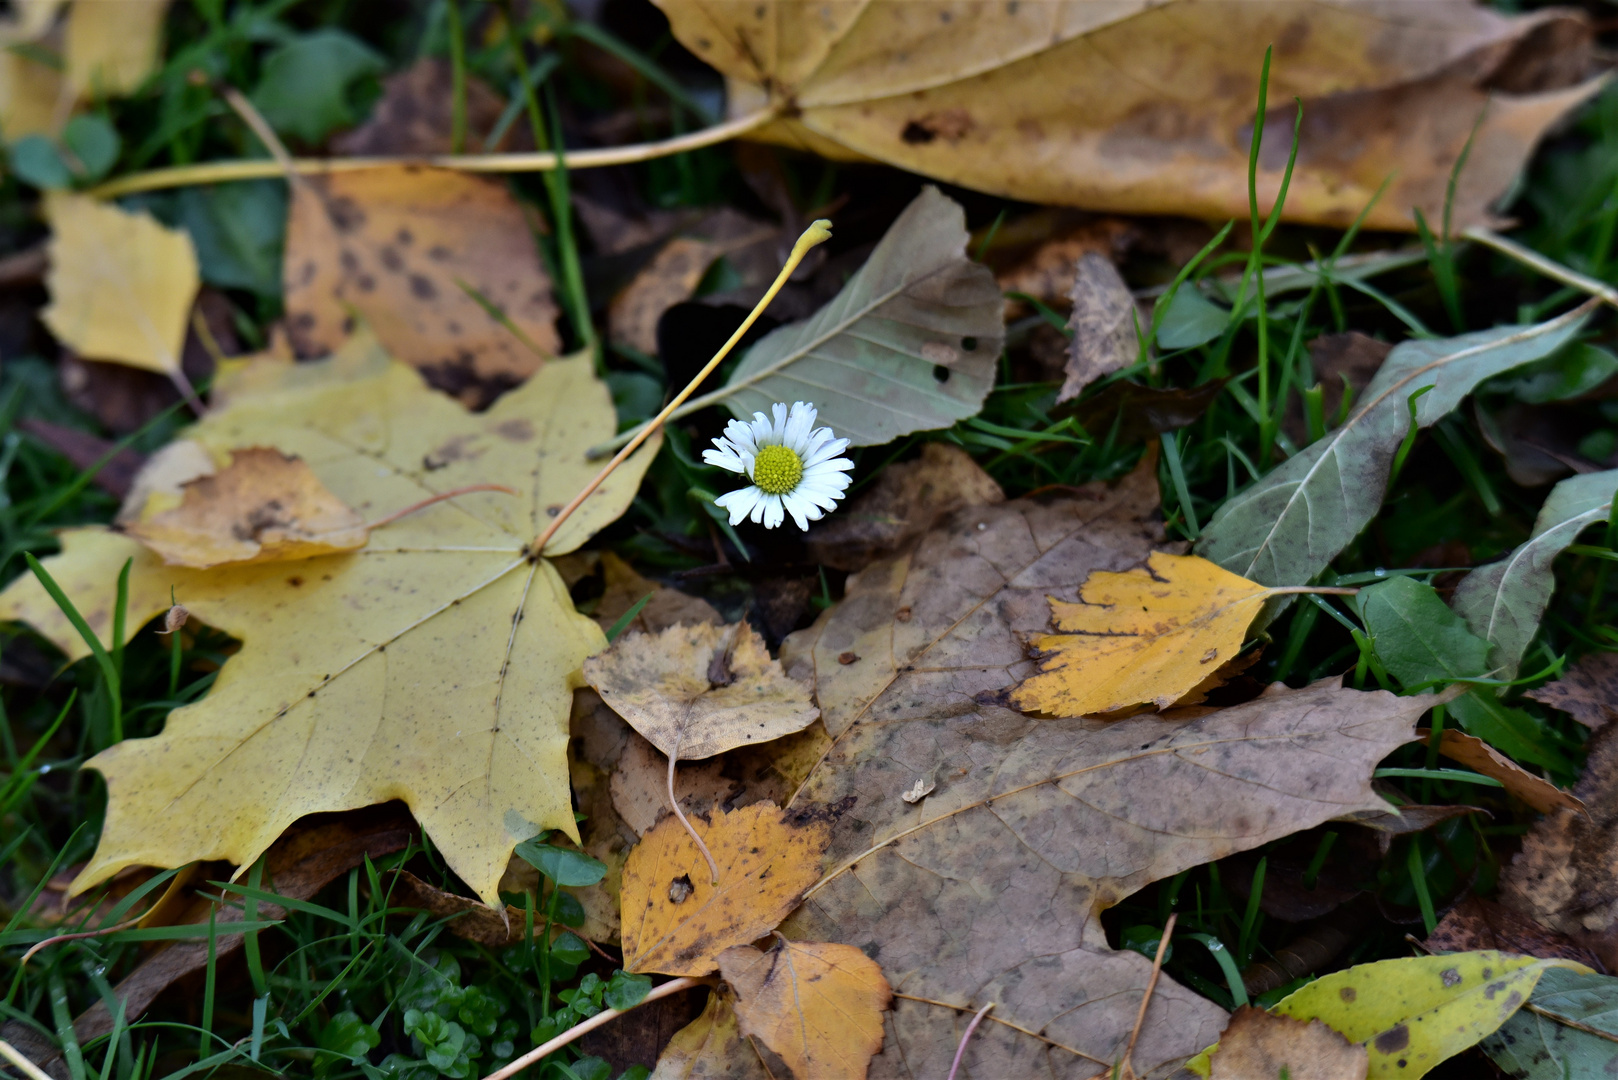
[122,447,368,568]
[1009,551,1272,718]
[718,939,891,1080]
[619,802,830,977]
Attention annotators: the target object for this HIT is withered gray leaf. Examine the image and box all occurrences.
[1059,251,1137,403]
[769,459,1431,1078]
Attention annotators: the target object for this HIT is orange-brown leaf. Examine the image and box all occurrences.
[718,939,891,1080]
[620,802,830,977]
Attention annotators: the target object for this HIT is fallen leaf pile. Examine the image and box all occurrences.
[0,329,658,907]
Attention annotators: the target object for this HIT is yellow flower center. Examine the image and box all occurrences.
[752,444,804,496]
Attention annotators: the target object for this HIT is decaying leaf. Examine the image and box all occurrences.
[1452,468,1618,678]
[584,550,722,637]
[1055,380,1226,444]
[43,192,200,378]
[283,167,560,405]
[1007,552,1273,718]
[1271,951,1584,1079]
[584,621,819,761]
[658,1,1599,231]
[331,57,517,156]
[1200,310,1590,589]
[611,735,739,838]
[619,802,831,977]
[1425,895,1602,971]
[1204,1006,1367,1080]
[1060,252,1137,403]
[767,458,1435,1076]
[804,442,1003,572]
[1423,727,1583,816]
[0,329,659,908]
[1503,724,1618,971]
[119,447,368,568]
[1527,651,1618,729]
[718,939,891,1080]
[677,187,1004,447]
[388,870,525,948]
[64,0,169,97]
[651,991,768,1080]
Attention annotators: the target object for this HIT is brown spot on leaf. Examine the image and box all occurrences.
[1373,1024,1410,1054]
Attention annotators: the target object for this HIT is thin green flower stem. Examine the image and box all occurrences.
[531,219,832,555]
[481,976,706,1080]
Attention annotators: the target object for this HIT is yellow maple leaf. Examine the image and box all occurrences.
[1009,551,1277,718]
[64,0,170,98]
[619,802,829,977]
[42,192,199,380]
[0,329,658,906]
[717,939,891,1080]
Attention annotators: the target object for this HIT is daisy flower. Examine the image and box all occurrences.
[704,402,854,530]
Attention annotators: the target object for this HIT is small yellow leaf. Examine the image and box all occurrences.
[1273,951,1588,1079]
[284,167,560,405]
[650,991,767,1080]
[121,447,368,568]
[620,802,829,976]
[583,621,819,761]
[0,0,65,141]
[1008,551,1270,717]
[64,0,170,98]
[43,192,199,377]
[718,939,891,1080]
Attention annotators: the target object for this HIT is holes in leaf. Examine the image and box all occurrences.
[933,364,951,383]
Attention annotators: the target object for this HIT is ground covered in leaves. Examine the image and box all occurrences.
[4,2,1618,1080]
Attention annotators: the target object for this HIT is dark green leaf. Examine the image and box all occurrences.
[61,115,120,181]
[1155,288,1226,349]
[1359,575,1490,688]
[1486,342,1618,404]
[177,181,286,296]
[514,841,607,886]
[250,30,385,143]
[603,971,651,1012]
[9,135,72,190]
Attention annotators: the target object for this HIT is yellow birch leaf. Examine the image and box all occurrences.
[283,166,560,406]
[0,328,658,907]
[1272,951,1588,1079]
[1007,551,1274,717]
[582,621,819,761]
[42,192,199,377]
[121,446,369,568]
[64,0,170,98]
[619,802,830,977]
[651,991,768,1080]
[656,0,1601,231]
[718,939,891,1080]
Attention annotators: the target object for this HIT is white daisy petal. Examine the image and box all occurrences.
[714,486,760,526]
[748,411,774,448]
[804,437,850,467]
[702,445,747,473]
[748,492,769,524]
[785,402,816,453]
[801,427,831,461]
[763,494,785,529]
[723,420,759,455]
[783,491,812,530]
[771,402,789,441]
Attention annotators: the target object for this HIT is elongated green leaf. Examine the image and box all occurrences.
[1483,967,1618,1079]
[1360,576,1569,772]
[683,186,1004,446]
[1453,469,1618,678]
[1198,308,1590,586]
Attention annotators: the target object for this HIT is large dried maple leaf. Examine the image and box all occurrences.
[762,462,1433,1078]
[657,0,1600,231]
[0,330,656,907]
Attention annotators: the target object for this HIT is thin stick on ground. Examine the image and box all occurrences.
[1120,912,1177,1080]
[479,976,704,1080]
[945,1001,996,1080]
[364,485,518,530]
[0,1038,55,1080]
[667,733,720,885]
[20,917,141,966]
[1464,225,1618,311]
[529,218,832,557]
[90,109,781,199]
